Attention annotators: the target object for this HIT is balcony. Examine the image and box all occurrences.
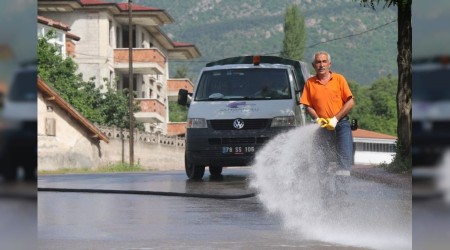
[114,48,165,75]
[135,98,166,123]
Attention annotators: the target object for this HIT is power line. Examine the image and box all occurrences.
[172,18,398,62]
[69,18,397,64]
[305,19,397,49]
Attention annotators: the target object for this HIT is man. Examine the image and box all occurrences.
[300,51,355,194]
[255,80,288,98]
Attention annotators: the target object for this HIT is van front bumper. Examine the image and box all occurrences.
[185,127,292,167]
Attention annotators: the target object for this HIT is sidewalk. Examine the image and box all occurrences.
[351,164,411,190]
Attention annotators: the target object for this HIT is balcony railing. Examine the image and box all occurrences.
[134,98,166,123]
[114,48,166,74]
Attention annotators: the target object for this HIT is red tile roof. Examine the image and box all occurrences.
[38,15,80,41]
[38,15,71,31]
[79,0,161,11]
[352,128,396,140]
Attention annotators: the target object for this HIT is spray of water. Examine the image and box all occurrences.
[250,124,411,250]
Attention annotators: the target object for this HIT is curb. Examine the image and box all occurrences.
[351,166,411,189]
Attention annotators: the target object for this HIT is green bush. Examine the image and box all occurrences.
[169,101,188,122]
[380,140,412,173]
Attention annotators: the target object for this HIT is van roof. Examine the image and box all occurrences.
[205,55,310,90]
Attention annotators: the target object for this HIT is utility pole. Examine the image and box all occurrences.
[128,0,134,167]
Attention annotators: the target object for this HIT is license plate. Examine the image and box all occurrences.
[222,146,255,155]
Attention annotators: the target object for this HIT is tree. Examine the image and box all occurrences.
[38,30,104,124]
[355,0,412,169]
[280,4,306,60]
[38,31,140,129]
[349,76,397,136]
[174,65,189,78]
[100,79,141,130]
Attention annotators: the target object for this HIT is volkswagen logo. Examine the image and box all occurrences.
[233,119,245,129]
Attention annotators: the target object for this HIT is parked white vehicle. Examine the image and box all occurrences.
[0,64,37,180]
[412,55,450,197]
[178,55,311,179]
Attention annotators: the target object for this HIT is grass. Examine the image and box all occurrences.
[38,162,150,175]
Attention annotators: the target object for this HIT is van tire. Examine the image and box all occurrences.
[185,155,205,180]
[209,166,223,178]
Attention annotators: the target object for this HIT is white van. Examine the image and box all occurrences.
[0,64,37,180]
[178,55,311,179]
[412,55,450,197]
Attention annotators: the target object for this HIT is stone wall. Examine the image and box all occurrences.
[97,125,185,171]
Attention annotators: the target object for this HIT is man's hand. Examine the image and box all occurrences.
[323,116,338,130]
[316,118,328,127]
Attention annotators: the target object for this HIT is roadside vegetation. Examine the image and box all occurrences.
[169,101,188,122]
[38,162,150,175]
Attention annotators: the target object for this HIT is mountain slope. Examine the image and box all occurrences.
[135,0,398,85]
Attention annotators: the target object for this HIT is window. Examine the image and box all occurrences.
[38,24,66,57]
[122,75,137,91]
[354,142,395,153]
[116,26,121,47]
[109,20,113,46]
[122,25,136,48]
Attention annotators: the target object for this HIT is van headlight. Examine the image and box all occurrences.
[186,118,207,128]
[271,116,296,127]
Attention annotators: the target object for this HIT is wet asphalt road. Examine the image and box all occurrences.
[38,168,411,250]
[0,181,37,250]
[413,199,450,250]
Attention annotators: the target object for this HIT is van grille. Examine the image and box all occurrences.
[210,119,270,130]
[208,137,269,145]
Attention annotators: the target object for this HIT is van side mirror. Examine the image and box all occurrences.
[178,89,188,105]
[351,119,358,131]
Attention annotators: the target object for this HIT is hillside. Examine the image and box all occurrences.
[132,0,398,85]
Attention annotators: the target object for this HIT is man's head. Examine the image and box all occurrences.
[312,51,332,76]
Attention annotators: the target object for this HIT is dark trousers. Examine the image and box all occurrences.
[313,119,353,172]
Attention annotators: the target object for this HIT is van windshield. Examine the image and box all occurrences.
[413,67,450,101]
[195,68,291,101]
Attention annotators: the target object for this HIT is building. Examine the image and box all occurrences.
[37,0,201,134]
[166,78,193,136]
[38,77,109,170]
[352,128,397,165]
[38,15,81,58]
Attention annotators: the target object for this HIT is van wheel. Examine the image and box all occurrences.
[209,166,223,178]
[185,155,205,180]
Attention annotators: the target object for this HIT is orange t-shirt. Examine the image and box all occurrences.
[300,72,353,118]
